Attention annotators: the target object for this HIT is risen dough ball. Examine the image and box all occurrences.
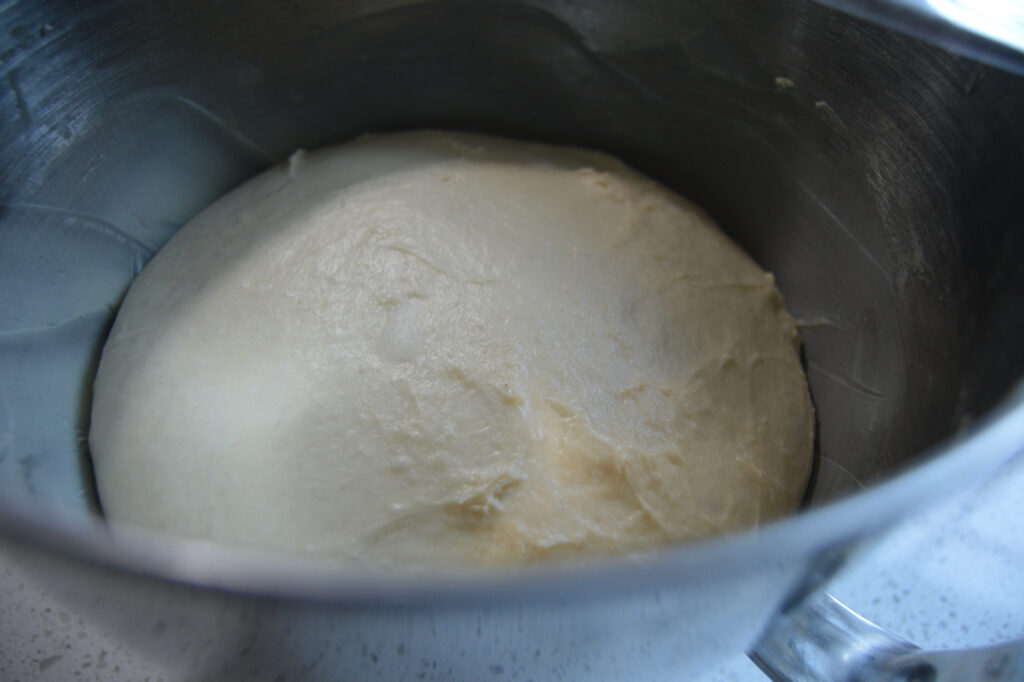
[90,131,813,567]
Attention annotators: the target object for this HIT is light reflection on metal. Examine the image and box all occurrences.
[927,0,1024,53]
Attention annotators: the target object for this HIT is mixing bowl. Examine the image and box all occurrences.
[2,0,1023,679]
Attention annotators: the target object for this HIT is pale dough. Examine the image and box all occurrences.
[89,131,813,567]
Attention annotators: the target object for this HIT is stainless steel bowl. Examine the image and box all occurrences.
[2,0,1023,679]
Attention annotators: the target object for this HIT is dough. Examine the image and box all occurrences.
[89,131,813,567]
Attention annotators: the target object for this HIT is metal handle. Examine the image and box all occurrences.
[750,591,1024,681]
[814,0,1024,75]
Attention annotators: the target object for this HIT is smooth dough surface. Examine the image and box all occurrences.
[90,131,813,567]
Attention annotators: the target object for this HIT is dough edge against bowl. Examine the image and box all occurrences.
[88,130,815,569]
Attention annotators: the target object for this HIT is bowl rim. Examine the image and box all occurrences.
[2,382,1022,606]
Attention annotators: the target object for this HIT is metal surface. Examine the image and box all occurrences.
[817,0,1024,75]
[752,592,1024,682]
[2,0,1024,679]
[751,593,920,681]
[10,440,1024,680]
